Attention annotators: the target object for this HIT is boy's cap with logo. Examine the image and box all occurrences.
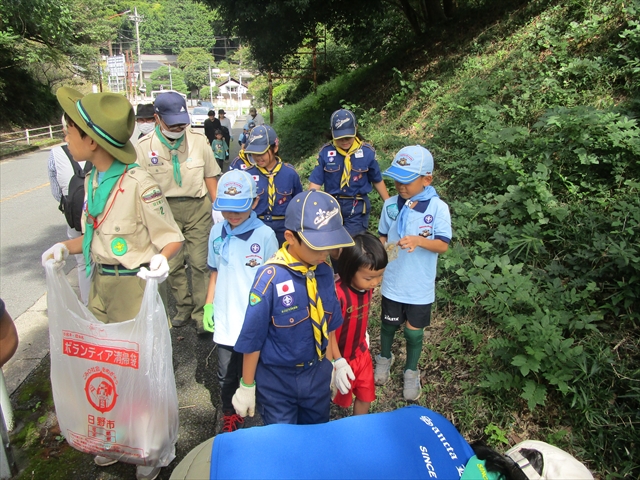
[56,87,136,164]
[154,92,189,125]
[213,170,257,212]
[136,103,155,119]
[244,125,278,155]
[383,145,434,184]
[330,109,357,139]
[285,190,355,250]
[505,440,594,480]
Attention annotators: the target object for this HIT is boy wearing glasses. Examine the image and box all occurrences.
[135,92,221,334]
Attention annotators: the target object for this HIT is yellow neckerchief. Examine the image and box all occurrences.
[255,156,283,213]
[267,243,327,359]
[334,137,363,189]
[238,148,253,169]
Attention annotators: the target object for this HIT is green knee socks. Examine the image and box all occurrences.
[404,327,424,371]
[380,322,398,359]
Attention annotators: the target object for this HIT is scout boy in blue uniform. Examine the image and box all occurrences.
[231,190,355,425]
[203,169,278,433]
[230,125,303,245]
[309,109,389,236]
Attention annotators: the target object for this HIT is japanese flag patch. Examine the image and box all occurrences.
[276,280,295,297]
[328,150,337,157]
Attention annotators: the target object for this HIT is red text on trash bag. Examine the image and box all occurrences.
[63,330,139,369]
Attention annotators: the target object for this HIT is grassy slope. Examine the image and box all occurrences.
[274,1,639,478]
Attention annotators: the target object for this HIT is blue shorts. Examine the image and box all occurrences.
[256,358,332,425]
[336,196,370,237]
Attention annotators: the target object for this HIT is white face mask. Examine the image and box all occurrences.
[138,123,155,135]
[161,128,186,140]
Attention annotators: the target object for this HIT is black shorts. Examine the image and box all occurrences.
[381,296,432,329]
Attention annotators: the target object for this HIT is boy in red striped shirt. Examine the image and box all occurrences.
[331,232,388,415]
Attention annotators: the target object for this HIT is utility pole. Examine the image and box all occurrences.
[129,7,144,98]
[238,43,242,115]
[169,64,173,90]
[209,62,214,105]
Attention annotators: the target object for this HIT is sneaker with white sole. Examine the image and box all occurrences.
[374,354,394,385]
[94,455,118,467]
[403,369,421,401]
[136,465,161,480]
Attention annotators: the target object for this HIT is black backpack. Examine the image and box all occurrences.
[58,145,93,232]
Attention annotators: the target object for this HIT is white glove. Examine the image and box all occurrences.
[232,379,256,417]
[41,243,69,269]
[333,357,355,395]
[137,254,169,283]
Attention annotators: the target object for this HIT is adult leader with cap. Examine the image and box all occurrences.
[41,88,184,479]
[248,107,265,126]
[169,405,594,480]
[135,91,221,334]
[309,108,389,237]
[229,125,302,246]
[136,103,156,139]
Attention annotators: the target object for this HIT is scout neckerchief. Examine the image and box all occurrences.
[155,124,184,187]
[219,211,263,262]
[396,186,438,238]
[267,243,328,359]
[83,160,136,277]
[334,137,363,189]
[254,156,283,213]
[238,148,253,169]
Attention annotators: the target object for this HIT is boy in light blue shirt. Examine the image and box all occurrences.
[204,169,278,433]
[374,145,452,402]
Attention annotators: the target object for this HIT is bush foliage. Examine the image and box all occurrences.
[274,0,640,477]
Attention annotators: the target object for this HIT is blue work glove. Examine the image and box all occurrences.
[203,303,214,333]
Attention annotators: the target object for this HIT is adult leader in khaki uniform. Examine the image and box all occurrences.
[42,88,184,327]
[135,92,221,333]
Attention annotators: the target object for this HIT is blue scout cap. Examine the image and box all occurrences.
[244,125,277,155]
[330,109,357,139]
[383,145,434,184]
[154,92,189,125]
[213,170,257,212]
[285,190,355,250]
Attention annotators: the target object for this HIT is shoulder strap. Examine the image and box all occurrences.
[61,145,83,176]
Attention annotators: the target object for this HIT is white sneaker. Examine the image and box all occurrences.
[374,354,394,385]
[136,465,161,480]
[403,369,421,401]
[94,455,118,467]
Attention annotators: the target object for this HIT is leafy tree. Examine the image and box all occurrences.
[149,65,188,95]
[177,47,216,94]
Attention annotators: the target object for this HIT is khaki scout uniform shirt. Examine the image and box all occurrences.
[82,167,184,269]
[135,128,220,198]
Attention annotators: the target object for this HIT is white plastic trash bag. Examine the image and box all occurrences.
[45,262,179,468]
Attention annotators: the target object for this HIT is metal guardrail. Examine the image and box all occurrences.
[0,124,64,146]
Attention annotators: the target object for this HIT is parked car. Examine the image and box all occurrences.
[190,107,210,128]
[197,101,214,109]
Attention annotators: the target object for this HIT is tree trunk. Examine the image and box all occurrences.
[423,0,447,23]
[443,0,457,18]
[395,0,423,36]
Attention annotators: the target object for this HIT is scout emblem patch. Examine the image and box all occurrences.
[281,295,294,307]
[386,203,399,221]
[213,237,223,255]
[276,280,295,297]
[249,293,261,306]
[424,214,434,224]
[111,237,128,256]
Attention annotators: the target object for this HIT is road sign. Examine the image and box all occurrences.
[106,54,126,77]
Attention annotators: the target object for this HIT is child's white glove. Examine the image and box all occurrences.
[232,379,256,417]
[137,254,169,283]
[41,243,69,269]
[330,367,338,400]
[333,358,355,395]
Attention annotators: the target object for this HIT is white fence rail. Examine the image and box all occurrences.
[0,124,64,146]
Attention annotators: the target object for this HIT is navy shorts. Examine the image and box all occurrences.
[381,296,432,329]
[337,196,370,237]
[256,358,332,425]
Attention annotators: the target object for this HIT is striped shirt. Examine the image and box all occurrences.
[335,278,371,360]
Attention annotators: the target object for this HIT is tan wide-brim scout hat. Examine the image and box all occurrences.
[56,87,137,164]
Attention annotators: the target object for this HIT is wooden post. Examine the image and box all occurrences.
[25,129,30,145]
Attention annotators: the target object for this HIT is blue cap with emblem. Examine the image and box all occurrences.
[244,125,278,155]
[154,91,190,125]
[285,190,355,250]
[330,109,357,139]
[213,170,257,212]
[383,145,434,184]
